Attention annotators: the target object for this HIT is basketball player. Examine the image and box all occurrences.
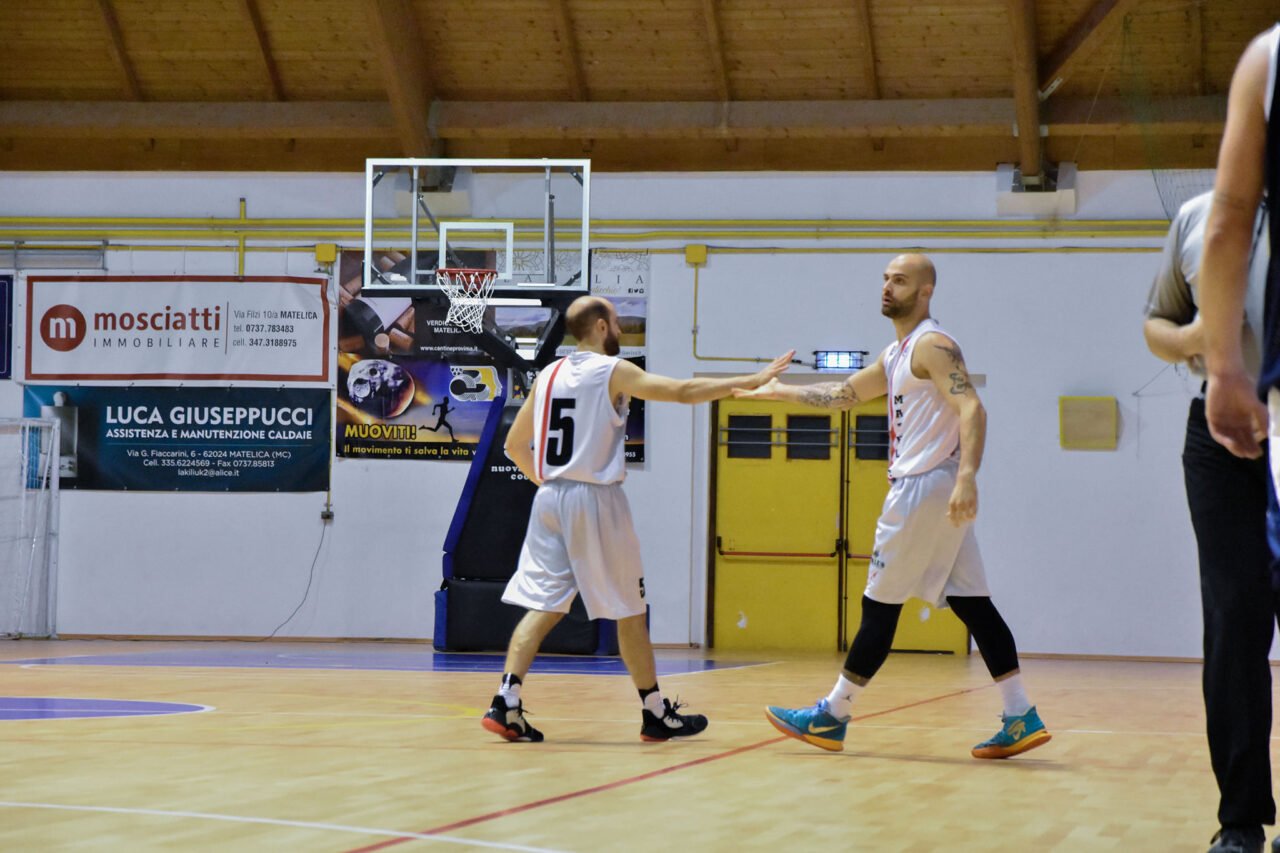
[1145,191,1275,853]
[482,295,794,743]
[1196,23,1280,853]
[738,253,1050,758]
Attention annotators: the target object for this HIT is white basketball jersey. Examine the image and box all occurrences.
[531,351,628,485]
[882,318,962,480]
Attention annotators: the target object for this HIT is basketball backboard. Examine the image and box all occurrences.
[362,158,591,298]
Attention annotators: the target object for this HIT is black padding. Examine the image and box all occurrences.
[447,406,537,580]
[434,578,599,653]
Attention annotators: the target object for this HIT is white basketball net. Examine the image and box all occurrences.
[436,268,498,335]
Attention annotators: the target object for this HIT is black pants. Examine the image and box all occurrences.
[1183,396,1279,828]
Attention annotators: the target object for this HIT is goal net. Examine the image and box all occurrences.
[0,418,59,638]
[1118,12,1217,218]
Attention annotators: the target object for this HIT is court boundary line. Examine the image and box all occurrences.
[0,696,214,722]
[343,684,989,853]
[0,801,565,853]
[5,657,770,677]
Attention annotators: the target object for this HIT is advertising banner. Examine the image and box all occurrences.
[337,249,500,460]
[23,276,330,384]
[336,249,649,463]
[22,385,331,492]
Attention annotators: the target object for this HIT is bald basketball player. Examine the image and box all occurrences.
[740,254,1051,758]
[483,295,793,743]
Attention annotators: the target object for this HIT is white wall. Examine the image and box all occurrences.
[0,169,1212,656]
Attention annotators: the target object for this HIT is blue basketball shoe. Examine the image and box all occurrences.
[971,706,1051,759]
[765,699,849,752]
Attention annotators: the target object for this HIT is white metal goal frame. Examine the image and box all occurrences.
[0,417,60,639]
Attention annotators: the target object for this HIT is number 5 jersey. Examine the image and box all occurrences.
[529,351,629,485]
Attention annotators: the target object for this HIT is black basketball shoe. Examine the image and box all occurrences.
[640,697,709,742]
[481,694,544,742]
[1207,827,1265,853]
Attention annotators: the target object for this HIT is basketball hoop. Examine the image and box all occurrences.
[436,268,498,334]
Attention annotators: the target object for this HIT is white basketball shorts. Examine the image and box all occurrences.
[866,459,990,607]
[502,478,647,621]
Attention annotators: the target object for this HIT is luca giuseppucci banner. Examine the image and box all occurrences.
[22,275,329,383]
[22,386,331,492]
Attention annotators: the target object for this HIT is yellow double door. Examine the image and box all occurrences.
[711,397,968,654]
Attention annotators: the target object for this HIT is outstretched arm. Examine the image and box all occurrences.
[734,351,888,409]
[914,333,985,524]
[502,392,540,485]
[609,350,794,403]
[1200,33,1270,458]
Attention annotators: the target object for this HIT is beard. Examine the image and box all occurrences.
[603,329,621,356]
[880,293,916,318]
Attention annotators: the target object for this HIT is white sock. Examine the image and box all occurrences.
[824,674,861,720]
[997,673,1032,717]
[499,674,522,706]
[642,690,665,717]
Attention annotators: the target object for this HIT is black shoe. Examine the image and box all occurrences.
[481,694,543,742]
[1271,834,1280,853]
[1208,826,1265,853]
[640,697,708,741]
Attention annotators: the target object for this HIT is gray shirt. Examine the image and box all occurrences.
[1144,190,1269,380]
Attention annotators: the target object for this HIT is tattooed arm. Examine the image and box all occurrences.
[914,333,986,524]
[733,351,888,408]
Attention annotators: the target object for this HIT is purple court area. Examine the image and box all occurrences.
[0,697,210,721]
[1,650,750,676]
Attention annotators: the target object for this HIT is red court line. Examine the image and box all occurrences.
[342,684,987,853]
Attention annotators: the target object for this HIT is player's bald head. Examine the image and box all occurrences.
[566,295,614,340]
[889,253,936,287]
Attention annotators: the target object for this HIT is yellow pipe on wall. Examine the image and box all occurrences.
[236,198,247,275]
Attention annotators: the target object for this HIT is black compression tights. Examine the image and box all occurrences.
[842,596,903,681]
[946,595,1020,679]
[842,595,1020,682]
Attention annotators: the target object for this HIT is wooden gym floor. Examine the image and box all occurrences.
[0,639,1261,851]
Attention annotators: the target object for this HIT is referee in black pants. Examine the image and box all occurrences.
[1144,190,1277,853]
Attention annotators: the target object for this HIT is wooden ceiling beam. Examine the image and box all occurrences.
[434,96,1223,139]
[0,96,1224,141]
[1007,0,1043,182]
[0,135,1220,174]
[1045,95,1223,136]
[700,0,731,102]
[851,0,881,100]
[362,0,435,156]
[0,102,394,139]
[95,0,142,101]
[241,0,286,100]
[550,0,587,101]
[1039,0,1142,99]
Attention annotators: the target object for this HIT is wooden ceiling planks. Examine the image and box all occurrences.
[0,0,1272,171]
[0,0,124,99]
[250,0,382,101]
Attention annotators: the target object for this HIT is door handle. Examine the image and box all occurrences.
[716,536,842,558]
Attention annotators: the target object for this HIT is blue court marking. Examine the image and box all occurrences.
[0,697,211,721]
[2,650,754,676]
